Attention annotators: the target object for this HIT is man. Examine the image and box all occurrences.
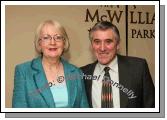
[81,21,155,108]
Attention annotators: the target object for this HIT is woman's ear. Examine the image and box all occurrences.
[38,40,42,52]
[38,40,41,45]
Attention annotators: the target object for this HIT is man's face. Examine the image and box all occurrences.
[91,29,119,65]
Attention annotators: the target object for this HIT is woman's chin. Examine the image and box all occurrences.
[44,54,60,59]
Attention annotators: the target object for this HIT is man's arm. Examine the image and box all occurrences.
[142,60,155,107]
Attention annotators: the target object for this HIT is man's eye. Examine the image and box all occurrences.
[93,40,100,44]
[106,39,113,44]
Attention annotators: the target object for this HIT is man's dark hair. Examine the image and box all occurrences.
[89,21,120,43]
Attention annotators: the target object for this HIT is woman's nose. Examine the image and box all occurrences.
[50,37,56,44]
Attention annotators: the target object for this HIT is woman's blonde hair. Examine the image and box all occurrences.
[34,20,70,55]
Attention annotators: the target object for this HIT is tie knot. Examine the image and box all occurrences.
[104,67,110,73]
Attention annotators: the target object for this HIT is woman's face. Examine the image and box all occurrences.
[39,24,65,59]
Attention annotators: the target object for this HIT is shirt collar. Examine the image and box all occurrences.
[97,55,118,74]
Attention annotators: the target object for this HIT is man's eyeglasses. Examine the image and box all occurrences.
[40,34,65,42]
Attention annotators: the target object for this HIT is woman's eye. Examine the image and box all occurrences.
[57,36,62,40]
[43,37,49,40]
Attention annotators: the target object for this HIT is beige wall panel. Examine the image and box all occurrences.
[128,5,155,83]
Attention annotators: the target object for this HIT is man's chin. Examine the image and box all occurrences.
[98,60,110,65]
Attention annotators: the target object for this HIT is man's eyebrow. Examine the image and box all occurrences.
[93,38,100,41]
[105,39,113,41]
[92,38,113,41]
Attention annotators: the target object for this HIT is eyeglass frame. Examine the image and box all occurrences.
[39,34,65,42]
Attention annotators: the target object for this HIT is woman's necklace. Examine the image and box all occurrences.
[43,60,64,87]
[55,62,64,83]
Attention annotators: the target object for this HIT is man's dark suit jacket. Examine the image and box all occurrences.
[81,54,155,108]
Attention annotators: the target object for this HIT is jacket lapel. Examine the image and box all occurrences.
[31,57,55,107]
[117,55,129,108]
[82,61,97,108]
[61,58,77,107]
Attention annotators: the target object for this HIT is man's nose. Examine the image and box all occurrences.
[100,42,105,51]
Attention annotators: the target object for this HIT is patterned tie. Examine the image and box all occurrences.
[101,67,113,108]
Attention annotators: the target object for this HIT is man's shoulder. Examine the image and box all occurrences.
[118,54,146,63]
[80,61,97,69]
[80,61,97,72]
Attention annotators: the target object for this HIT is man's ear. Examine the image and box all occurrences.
[89,43,96,61]
[116,42,120,50]
[90,43,93,52]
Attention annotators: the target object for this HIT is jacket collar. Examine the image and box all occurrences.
[31,56,77,107]
[31,56,55,107]
[60,57,77,107]
[84,60,97,108]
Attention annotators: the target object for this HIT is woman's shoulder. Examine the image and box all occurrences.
[16,60,32,68]
[15,57,40,69]
[14,59,33,76]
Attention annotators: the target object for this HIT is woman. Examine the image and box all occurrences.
[12,20,89,108]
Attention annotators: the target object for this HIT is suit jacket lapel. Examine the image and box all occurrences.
[61,58,77,107]
[82,61,97,108]
[117,55,129,108]
[31,57,55,107]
